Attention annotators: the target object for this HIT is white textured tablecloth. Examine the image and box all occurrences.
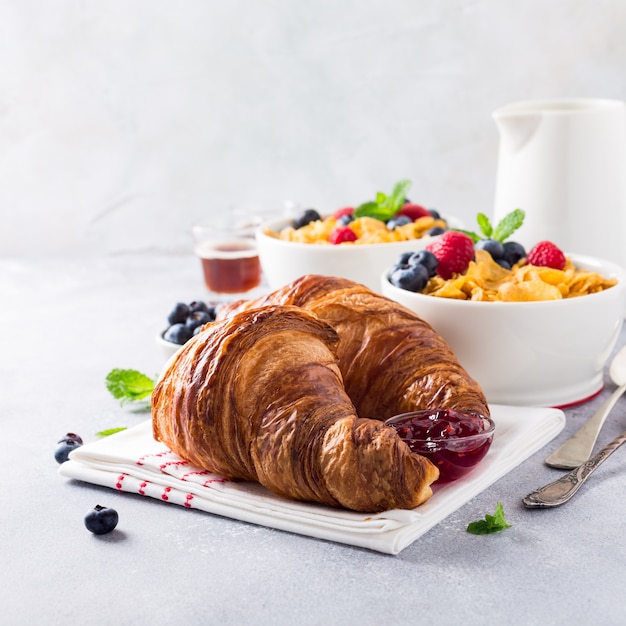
[59,405,565,554]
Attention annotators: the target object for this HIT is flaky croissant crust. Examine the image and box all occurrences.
[152,305,439,512]
[217,274,490,420]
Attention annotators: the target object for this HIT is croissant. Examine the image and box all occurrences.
[152,305,439,512]
[217,275,490,420]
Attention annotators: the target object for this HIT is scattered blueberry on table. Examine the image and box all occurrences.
[54,433,83,464]
[84,505,119,535]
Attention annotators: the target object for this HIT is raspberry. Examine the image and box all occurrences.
[333,206,354,220]
[426,231,475,279]
[398,203,431,221]
[329,226,357,244]
[526,240,566,270]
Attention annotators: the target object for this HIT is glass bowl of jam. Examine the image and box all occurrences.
[385,408,495,483]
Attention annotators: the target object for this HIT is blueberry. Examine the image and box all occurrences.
[408,250,439,277]
[188,301,218,320]
[426,226,446,237]
[395,251,414,266]
[476,238,505,260]
[54,438,82,464]
[496,258,512,270]
[502,241,526,266]
[293,209,321,229]
[429,209,442,220]
[84,505,119,535]
[167,302,190,325]
[388,264,430,292]
[58,432,83,445]
[336,214,354,226]
[188,301,210,315]
[185,310,212,333]
[163,323,193,345]
[386,215,412,230]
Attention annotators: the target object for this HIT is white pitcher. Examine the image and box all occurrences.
[493,98,626,266]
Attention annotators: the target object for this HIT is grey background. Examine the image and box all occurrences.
[1,1,625,256]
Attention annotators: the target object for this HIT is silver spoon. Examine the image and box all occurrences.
[544,344,626,469]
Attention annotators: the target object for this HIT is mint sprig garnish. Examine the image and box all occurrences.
[105,368,156,408]
[457,209,525,243]
[353,179,412,221]
[477,213,492,238]
[96,427,128,438]
[492,209,525,241]
[466,502,512,535]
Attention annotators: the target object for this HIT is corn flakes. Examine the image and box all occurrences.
[424,249,617,302]
[267,215,447,245]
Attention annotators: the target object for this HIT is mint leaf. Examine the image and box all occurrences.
[96,427,128,438]
[354,179,412,221]
[466,502,511,535]
[105,368,156,407]
[454,209,525,244]
[477,213,493,238]
[492,209,525,242]
[354,200,386,219]
[452,228,482,243]
[385,179,412,214]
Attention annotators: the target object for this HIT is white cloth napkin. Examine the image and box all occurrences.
[59,405,564,554]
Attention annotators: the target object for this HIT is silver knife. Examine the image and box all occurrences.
[544,382,626,469]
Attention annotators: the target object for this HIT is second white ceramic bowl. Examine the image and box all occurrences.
[381,254,626,408]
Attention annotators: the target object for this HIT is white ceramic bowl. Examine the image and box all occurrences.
[256,216,451,293]
[156,331,184,360]
[381,254,626,408]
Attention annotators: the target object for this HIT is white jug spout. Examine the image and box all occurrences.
[493,109,542,154]
[492,98,626,267]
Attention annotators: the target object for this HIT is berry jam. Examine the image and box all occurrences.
[385,408,494,483]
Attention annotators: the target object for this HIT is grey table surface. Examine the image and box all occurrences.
[2,253,626,626]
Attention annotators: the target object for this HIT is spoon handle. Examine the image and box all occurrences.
[523,429,626,508]
[544,382,626,469]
